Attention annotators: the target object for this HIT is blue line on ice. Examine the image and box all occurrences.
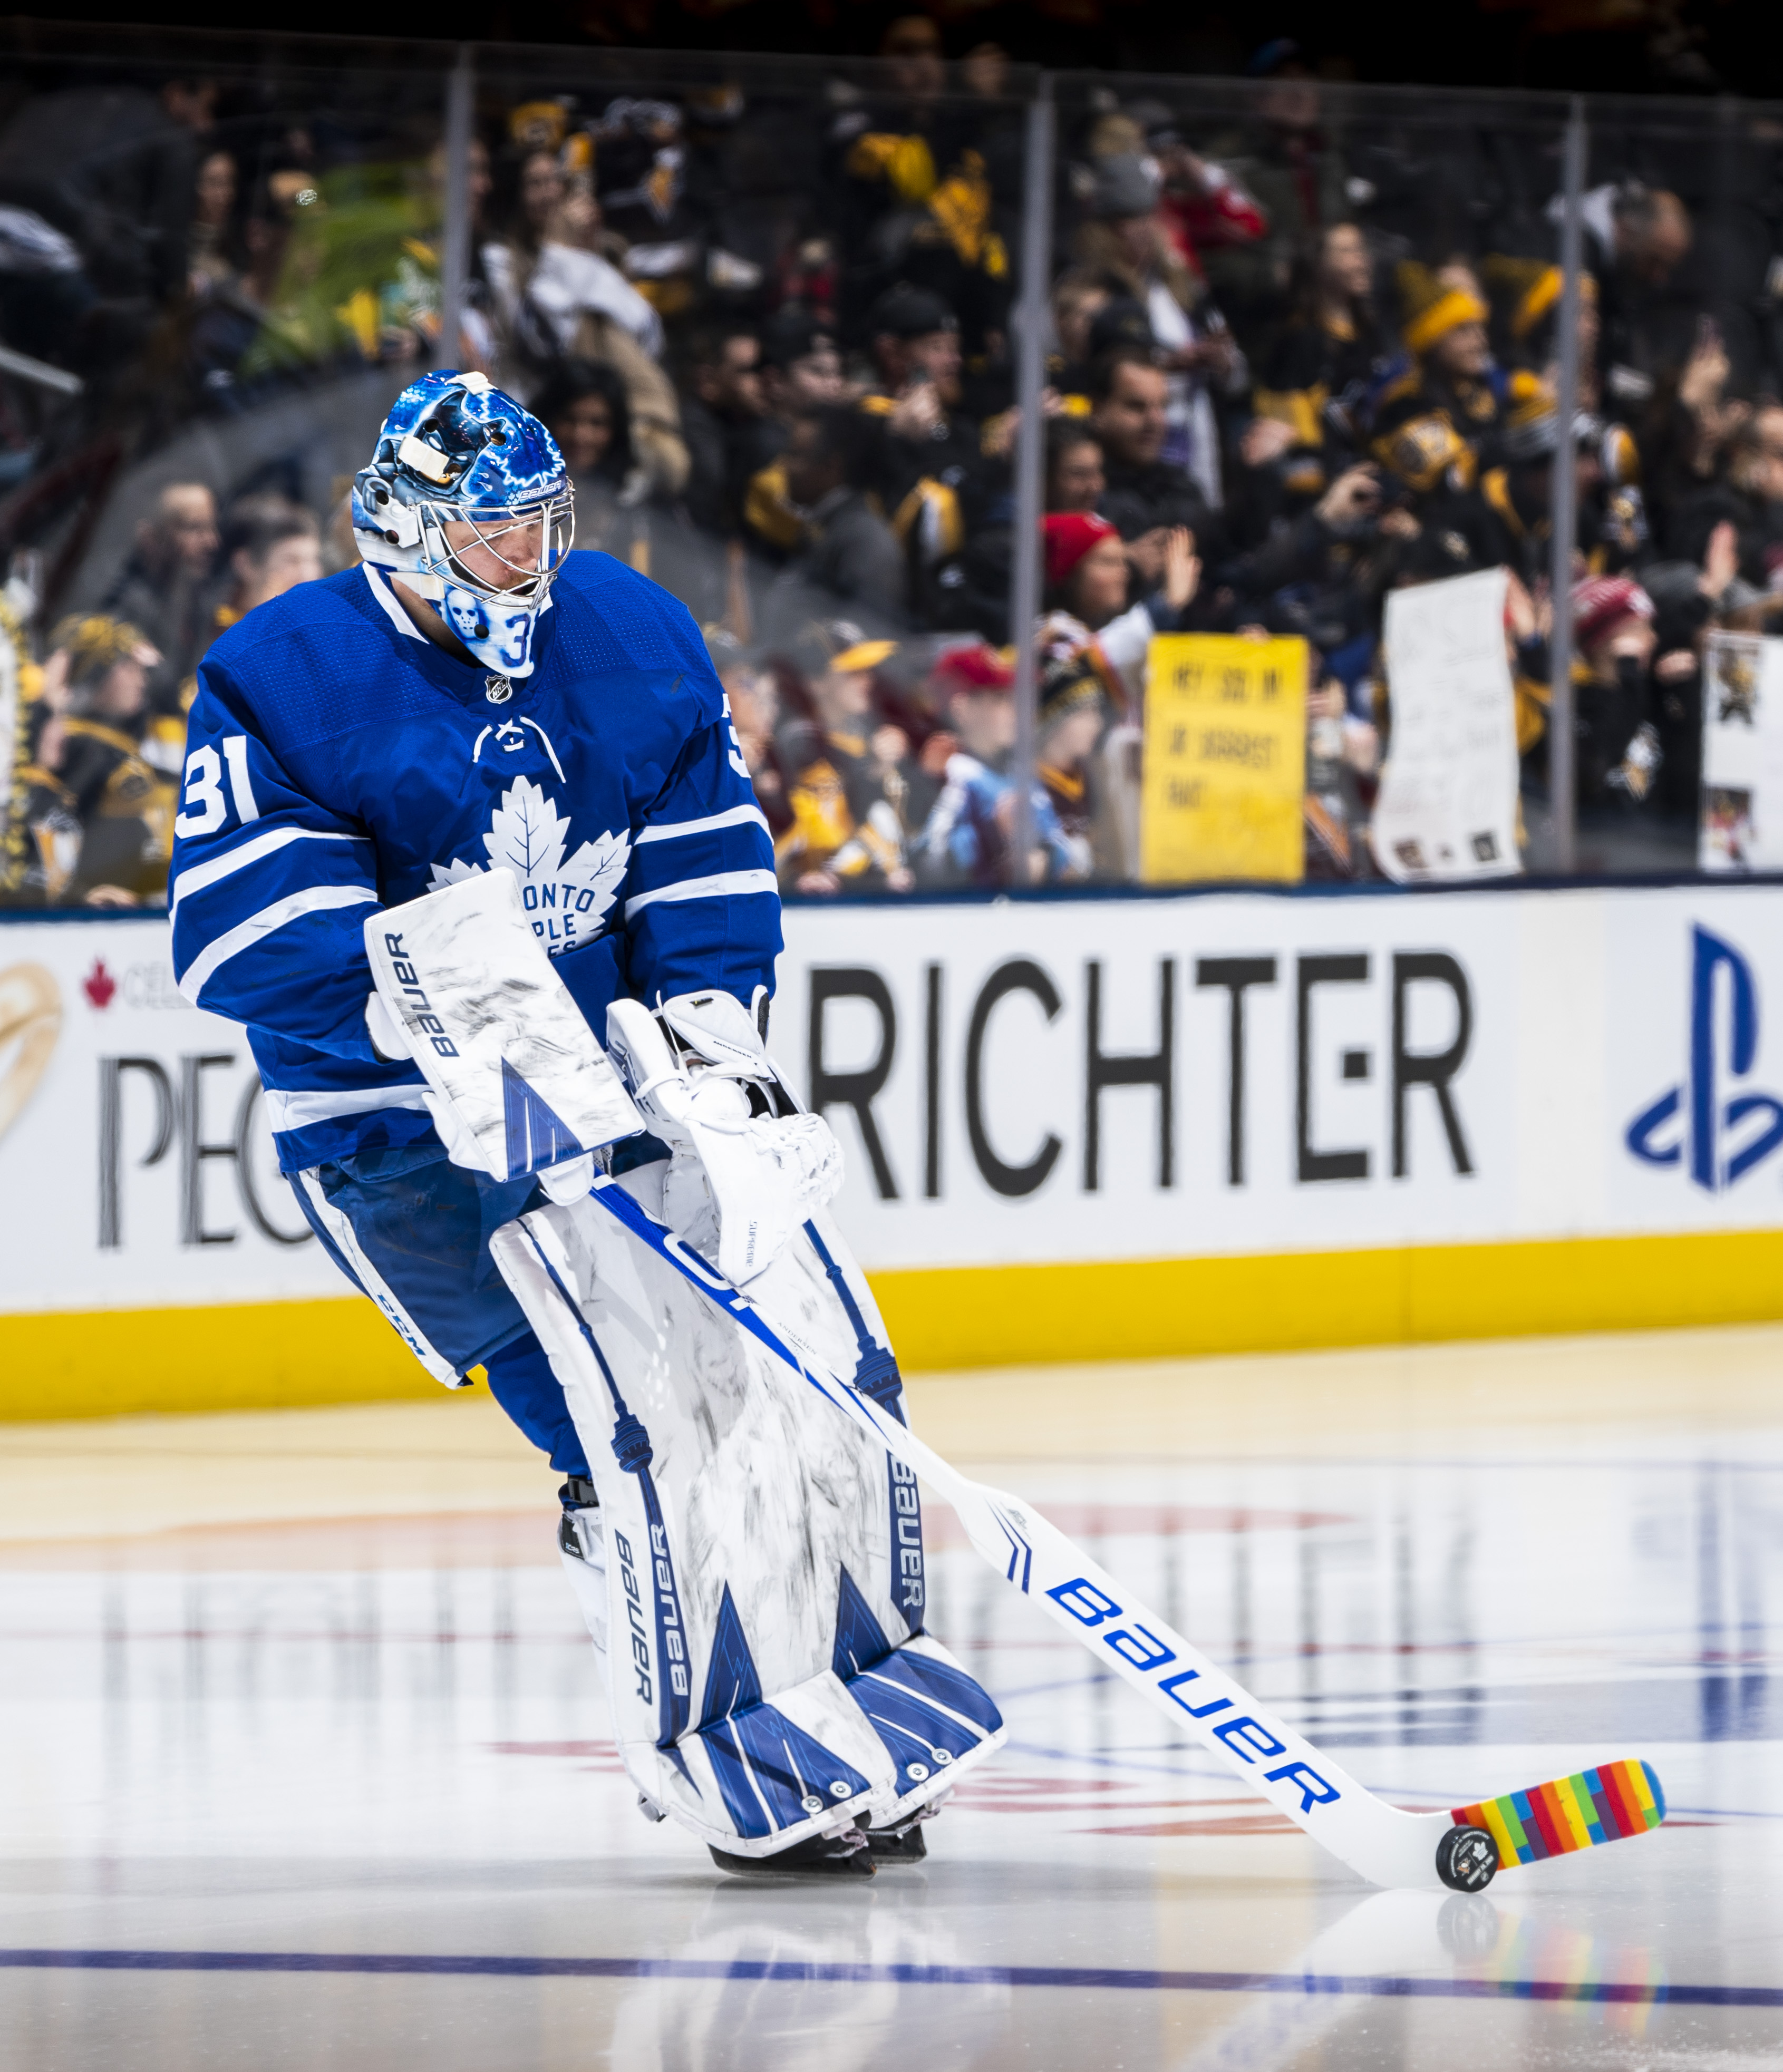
[1,1950,1777,2006]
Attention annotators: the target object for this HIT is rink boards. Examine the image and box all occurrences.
[6,881,1783,1415]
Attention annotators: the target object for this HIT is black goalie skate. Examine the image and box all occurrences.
[709,1827,876,1880]
[864,1812,931,1863]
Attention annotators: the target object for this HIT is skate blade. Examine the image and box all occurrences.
[865,1825,928,1863]
[708,1842,876,1881]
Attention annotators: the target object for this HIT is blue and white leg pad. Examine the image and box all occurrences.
[490,1178,1005,1859]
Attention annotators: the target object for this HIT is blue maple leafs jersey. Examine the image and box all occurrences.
[169,552,780,1173]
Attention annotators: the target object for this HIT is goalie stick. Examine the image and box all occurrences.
[360,874,1662,1893]
[581,1174,1666,1895]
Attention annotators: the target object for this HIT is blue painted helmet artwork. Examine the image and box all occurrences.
[352,370,574,678]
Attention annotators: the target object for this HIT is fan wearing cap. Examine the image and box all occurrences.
[1369,262,1505,497]
[1571,575,1665,806]
[1043,511,1201,709]
[776,627,919,895]
[1479,256,1598,386]
[760,310,850,422]
[44,614,173,906]
[1472,374,1640,592]
[1193,46,1352,333]
[914,641,1089,888]
[1035,633,1112,861]
[168,368,781,1482]
[677,323,774,542]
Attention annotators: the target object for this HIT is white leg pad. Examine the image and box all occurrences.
[491,1183,1004,1858]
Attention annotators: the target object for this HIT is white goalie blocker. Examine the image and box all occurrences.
[365,875,1006,1860]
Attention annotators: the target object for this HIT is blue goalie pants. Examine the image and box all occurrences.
[287,1142,590,1476]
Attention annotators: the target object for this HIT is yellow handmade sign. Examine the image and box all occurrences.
[1140,635,1307,883]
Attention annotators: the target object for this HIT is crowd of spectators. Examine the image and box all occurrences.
[6,27,1783,904]
[1,482,321,904]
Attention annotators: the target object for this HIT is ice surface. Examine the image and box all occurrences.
[2,1332,1780,2070]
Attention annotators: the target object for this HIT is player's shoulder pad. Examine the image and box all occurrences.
[551,548,725,728]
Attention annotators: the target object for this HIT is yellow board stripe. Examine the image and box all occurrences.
[9,1227,1783,1420]
[870,1228,1783,1371]
[1,1299,438,1422]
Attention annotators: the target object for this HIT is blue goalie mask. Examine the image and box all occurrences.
[352,370,574,678]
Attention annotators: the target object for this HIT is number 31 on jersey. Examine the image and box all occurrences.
[176,735,260,836]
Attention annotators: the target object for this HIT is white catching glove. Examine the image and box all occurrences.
[365,989,593,1202]
[606,990,841,1285]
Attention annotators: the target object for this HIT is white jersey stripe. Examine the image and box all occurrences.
[261,1085,430,1133]
[294,1169,462,1388]
[634,802,771,845]
[178,884,379,1004]
[361,563,430,641]
[623,869,778,920]
[170,825,369,915]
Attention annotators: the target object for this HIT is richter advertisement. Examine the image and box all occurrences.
[4,884,1783,1314]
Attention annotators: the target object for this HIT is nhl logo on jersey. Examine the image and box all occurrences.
[485,675,513,704]
[428,775,630,955]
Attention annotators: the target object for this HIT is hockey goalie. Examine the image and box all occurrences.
[169,370,1005,1879]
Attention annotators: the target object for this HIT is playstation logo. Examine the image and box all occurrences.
[1626,924,1783,1191]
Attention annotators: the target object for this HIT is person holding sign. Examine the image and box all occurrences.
[1572,576,1663,807]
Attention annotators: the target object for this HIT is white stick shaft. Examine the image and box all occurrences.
[584,1180,1445,1889]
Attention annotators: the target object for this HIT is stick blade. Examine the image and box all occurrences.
[1452,1757,1665,1871]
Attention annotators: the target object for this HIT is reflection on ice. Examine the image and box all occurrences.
[1171,1889,1669,2072]
[0,1410,1777,2069]
[609,1882,1010,2072]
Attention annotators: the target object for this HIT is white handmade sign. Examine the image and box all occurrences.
[1370,568,1521,884]
[1700,633,1783,871]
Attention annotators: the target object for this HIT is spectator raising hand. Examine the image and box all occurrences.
[1315,463,1383,531]
[1159,524,1200,611]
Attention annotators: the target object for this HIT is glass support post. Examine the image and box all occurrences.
[437,45,475,373]
[1548,96,1588,874]
[1007,81,1055,887]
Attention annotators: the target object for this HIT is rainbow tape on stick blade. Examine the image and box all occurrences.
[1453,1758,1665,1869]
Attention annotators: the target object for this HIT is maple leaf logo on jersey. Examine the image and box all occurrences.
[428,775,629,955]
